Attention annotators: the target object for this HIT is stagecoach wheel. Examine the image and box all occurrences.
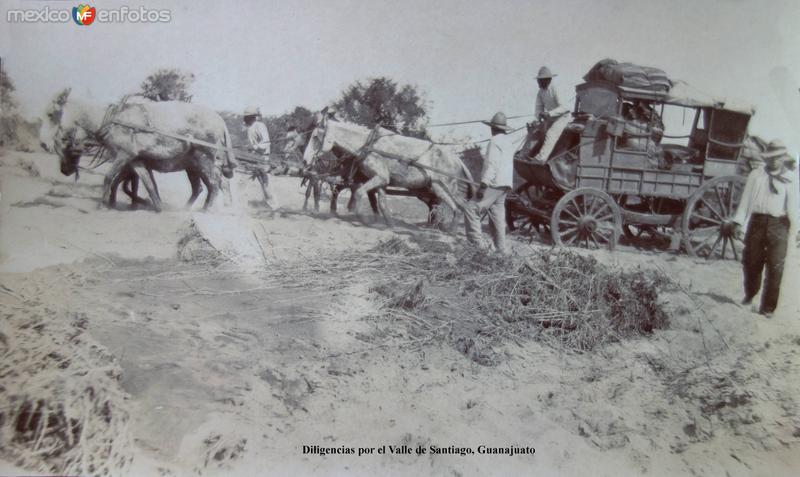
[508,183,549,234]
[682,175,746,260]
[551,188,621,251]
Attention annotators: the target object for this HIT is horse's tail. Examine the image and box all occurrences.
[220,122,237,178]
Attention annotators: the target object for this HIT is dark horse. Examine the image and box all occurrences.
[41,88,236,211]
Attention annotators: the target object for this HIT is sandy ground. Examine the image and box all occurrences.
[1,149,799,476]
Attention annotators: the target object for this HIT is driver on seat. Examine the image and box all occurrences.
[532,66,570,164]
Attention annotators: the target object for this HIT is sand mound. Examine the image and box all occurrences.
[176,213,271,267]
[0,308,133,476]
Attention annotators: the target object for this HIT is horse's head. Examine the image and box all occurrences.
[302,110,335,167]
[40,88,88,176]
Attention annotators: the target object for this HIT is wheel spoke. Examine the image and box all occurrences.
[713,185,728,217]
[728,184,738,215]
[690,225,720,235]
[586,195,599,215]
[565,231,579,245]
[731,237,739,261]
[594,227,614,244]
[700,198,725,221]
[569,199,583,216]
[591,230,609,246]
[594,211,614,222]
[721,236,728,259]
[560,226,578,238]
[591,203,611,219]
[588,233,601,249]
[562,208,581,222]
[706,234,723,259]
[692,214,722,226]
[691,228,717,252]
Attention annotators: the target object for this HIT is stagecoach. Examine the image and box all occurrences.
[507,60,755,260]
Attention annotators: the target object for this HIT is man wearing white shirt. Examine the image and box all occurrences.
[532,66,570,164]
[464,112,515,254]
[244,107,279,210]
[732,139,799,317]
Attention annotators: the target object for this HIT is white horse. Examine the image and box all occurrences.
[40,88,236,211]
[302,116,474,225]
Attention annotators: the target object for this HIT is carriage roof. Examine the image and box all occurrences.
[575,79,755,116]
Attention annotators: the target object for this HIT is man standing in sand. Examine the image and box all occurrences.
[531,66,570,164]
[244,107,279,210]
[464,112,515,254]
[732,139,798,317]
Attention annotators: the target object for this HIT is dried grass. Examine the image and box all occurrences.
[0,311,133,476]
[277,237,672,364]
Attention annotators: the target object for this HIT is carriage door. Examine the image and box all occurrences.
[702,109,750,178]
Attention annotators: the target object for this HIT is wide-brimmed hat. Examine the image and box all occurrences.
[482,112,513,132]
[244,106,259,117]
[762,139,793,162]
[536,66,556,79]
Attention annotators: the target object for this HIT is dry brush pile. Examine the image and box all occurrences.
[286,238,672,364]
[0,306,133,476]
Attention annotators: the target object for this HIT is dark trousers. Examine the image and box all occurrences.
[742,214,789,313]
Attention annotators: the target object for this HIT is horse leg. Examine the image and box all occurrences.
[123,166,151,209]
[423,198,436,225]
[430,182,462,230]
[102,158,131,208]
[130,174,145,208]
[125,173,146,209]
[199,164,220,210]
[132,165,162,212]
[185,170,203,209]
[109,173,125,209]
[330,185,340,214]
[313,179,321,212]
[121,173,133,203]
[220,176,232,207]
[146,169,159,206]
[368,190,380,216]
[353,175,388,223]
[347,185,358,212]
[374,188,393,227]
[303,179,313,211]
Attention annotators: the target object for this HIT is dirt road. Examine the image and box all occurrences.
[1,150,798,476]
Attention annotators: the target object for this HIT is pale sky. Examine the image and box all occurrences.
[2,0,799,149]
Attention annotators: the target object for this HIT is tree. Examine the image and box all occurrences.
[333,77,429,138]
[140,69,195,102]
[0,65,39,151]
[0,63,18,112]
[219,105,314,152]
[268,106,315,148]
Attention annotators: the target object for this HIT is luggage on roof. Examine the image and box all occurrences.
[583,58,672,92]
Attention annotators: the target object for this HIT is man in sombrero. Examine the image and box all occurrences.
[463,112,515,254]
[531,65,570,164]
[732,139,799,317]
[244,106,279,210]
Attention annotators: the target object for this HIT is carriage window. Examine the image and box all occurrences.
[659,105,695,147]
[576,87,619,118]
[707,110,749,160]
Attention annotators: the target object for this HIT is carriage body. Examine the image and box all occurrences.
[509,74,754,259]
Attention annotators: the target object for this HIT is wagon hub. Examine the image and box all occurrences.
[579,217,598,234]
[719,220,737,237]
